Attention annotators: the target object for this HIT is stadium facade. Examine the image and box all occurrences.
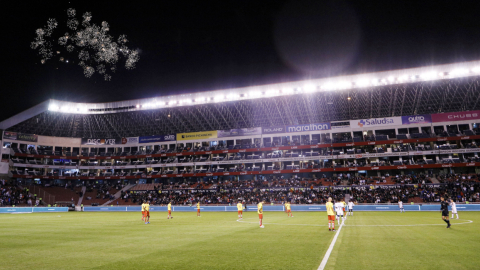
[2,60,480,189]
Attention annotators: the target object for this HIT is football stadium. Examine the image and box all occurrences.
[4,2,480,270]
[2,60,480,269]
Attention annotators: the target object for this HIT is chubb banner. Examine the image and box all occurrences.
[431,110,480,122]
[177,131,218,141]
[350,117,402,128]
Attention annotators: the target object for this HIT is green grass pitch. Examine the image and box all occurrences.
[1,211,479,269]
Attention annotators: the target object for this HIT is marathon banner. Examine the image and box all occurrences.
[177,130,217,141]
[350,117,402,128]
[217,127,262,138]
[262,126,287,134]
[431,110,480,122]
[401,114,432,125]
[285,122,331,132]
[81,138,122,145]
[3,131,38,142]
[138,134,176,143]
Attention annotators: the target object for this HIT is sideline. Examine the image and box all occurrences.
[235,218,473,227]
[318,221,344,270]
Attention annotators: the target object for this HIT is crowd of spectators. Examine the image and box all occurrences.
[0,179,40,206]
[117,173,480,206]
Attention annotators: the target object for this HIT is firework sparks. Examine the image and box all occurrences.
[31,8,140,81]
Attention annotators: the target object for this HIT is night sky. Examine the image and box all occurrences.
[3,0,480,120]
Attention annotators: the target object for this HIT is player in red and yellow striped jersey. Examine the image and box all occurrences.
[144,201,150,224]
[196,201,201,217]
[237,200,244,220]
[285,201,293,217]
[167,202,173,219]
[258,200,265,228]
[326,197,335,231]
[141,201,146,221]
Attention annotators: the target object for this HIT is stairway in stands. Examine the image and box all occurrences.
[345,194,351,203]
[77,186,86,205]
[101,184,136,206]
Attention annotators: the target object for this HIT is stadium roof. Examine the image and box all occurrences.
[2,60,480,138]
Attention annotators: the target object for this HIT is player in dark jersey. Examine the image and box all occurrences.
[440,197,451,228]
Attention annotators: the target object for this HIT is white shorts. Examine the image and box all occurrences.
[452,210,457,214]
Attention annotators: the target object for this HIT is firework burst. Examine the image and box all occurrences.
[31,8,140,81]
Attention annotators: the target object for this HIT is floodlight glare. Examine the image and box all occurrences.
[304,84,316,93]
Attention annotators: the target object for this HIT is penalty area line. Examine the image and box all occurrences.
[318,222,344,270]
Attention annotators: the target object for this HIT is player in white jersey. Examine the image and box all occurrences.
[450,200,459,219]
[334,201,345,225]
[348,201,354,216]
[398,200,405,213]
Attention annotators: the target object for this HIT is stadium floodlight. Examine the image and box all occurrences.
[283,88,294,94]
[421,72,437,81]
[451,68,469,77]
[304,84,316,93]
[337,81,351,89]
[398,74,408,82]
[472,66,480,73]
[136,104,140,108]
[356,79,369,88]
[48,105,59,111]
[388,76,395,82]
[249,91,260,97]
[321,83,335,91]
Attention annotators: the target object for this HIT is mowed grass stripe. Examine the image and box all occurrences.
[326,212,479,270]
[0,212,333,270]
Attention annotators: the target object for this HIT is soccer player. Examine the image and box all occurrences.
[237,200,244,220]
[450,200,459,219]
[348,200,354,216]
[196,201,201,217]
[141,200,146,221]
[258,200,265,228]
[285,201,293,217]
[144,201,150,224]
[167,201,173,219]
[342,199,347,220]
[334,198,345,225]
[440,197,451,228]
[398,200,405,213]
[326,197,335,231]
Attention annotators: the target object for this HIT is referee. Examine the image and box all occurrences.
[440,197,451,228]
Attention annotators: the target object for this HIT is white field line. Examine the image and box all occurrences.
[235,218,473,227]
[318,221,344,270]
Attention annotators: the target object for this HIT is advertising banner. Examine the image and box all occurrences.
[3,131,17,140]
[81,138,121,145]
[177,130,217,141]
[139,134,176,143]
[262,126,287,134]
[401,114,432,125]
[3,132,38,142]
[17,133,38,142]
[217,127,262,138]
[121,137,139,144]
[350,117,402,128]
[285,123,331,133]
[431,110,480,123]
